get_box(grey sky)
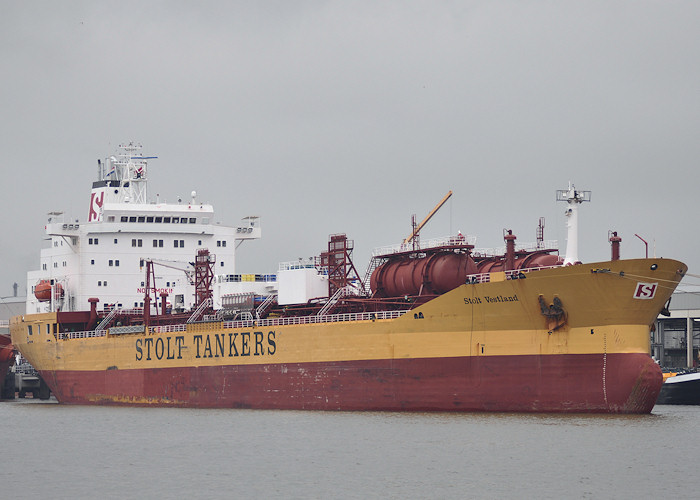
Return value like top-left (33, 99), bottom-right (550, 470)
top-left (2, 1), bottom-right (699, 296)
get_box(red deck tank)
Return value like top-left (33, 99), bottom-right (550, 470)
top-left (476, 252), bottom-right (562, 273)
top-left (371, 252), bottom-right (477, 297)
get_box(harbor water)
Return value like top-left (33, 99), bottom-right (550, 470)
top-left (2, 399), bottom-right (698, 499)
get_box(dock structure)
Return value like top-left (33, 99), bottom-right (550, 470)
top-left (654, 292), bottom-right (700, 369)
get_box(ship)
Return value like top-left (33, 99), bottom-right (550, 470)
top-left (0, 333), bottom-right (15, 398)
top-left (10, 144), bottom-right (687, 413)
top-left (656, 371), bottom-right (700, 405)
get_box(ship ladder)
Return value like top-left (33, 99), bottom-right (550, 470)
top-left (95, 307), bottom-right (121, 331)
top-left (187, 297), bottom-right (213, 323)
top-left (317, 285), bottom-right (353, 317)
top-left (255, 294), bottom-right (278, 320)
top-left (361, 257), bottom-right (381, 296)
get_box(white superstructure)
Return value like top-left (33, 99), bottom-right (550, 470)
top-left (26, 142), bottom-right (272, 314)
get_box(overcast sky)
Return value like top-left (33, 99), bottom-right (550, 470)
top-left (1, 1), bottom-right (699, 297)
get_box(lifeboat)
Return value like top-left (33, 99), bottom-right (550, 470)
top-left (34, 279), bottom-right (64, 302)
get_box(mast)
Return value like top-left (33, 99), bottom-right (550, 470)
top-left (556, 183), bottom-right (591, 265)
top-left (88, 142), bottom-right (158, 223)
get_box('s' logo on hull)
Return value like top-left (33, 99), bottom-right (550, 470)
top-left (633, 282), bottom-right (658, 300)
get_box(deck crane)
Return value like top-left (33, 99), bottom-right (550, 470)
top-left (139, 250), bottom-right (216, 326)
top-left (139, 256), bottom-right (196, 325)
top-left (403, 190), bottom-right (453, 248)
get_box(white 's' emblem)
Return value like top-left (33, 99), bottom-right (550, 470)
top-left (633, 282), bottom-right (658, 300)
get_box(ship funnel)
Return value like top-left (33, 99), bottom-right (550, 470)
top-left (556, 182), bottom-right (591, 265)
top-left (609, 231), bottom-right (621, 261)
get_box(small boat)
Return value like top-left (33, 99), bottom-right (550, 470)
top-left (656, 371), bottom-right (700, 405)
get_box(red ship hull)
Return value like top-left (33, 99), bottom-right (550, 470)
top-left (40, 352), bottom-right (662, 413)
top-left (0, 334), bottom-right (15, 399)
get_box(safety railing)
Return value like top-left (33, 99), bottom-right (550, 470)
top-left (57, 309), bottom-right (408, 339)
top-left (372, 234), bottom-right (477, 257)
top-left (58, 329), bottom-right (108, 340)
top-left (471, 240), bottom-right (559, 258)
top-left (467, 265), bottom-right (561, 284)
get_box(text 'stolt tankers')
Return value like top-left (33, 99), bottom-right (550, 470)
top-left (371, 253), bottom-right (478, 297)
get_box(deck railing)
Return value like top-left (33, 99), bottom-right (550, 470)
top-left (468, 264), bottom-right (560, 283)
top-left (58, 309), bottom-right (409, 339)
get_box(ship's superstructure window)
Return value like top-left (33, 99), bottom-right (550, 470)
top-left (91, 260), bottom-right (95, 265)
top-left (107, 216), bottom-right (115, 222)
top-left (109, 260), bottom-right (113, 266)
top-left (153, 239), bottom-right (163, 248)
top-left (27, 325), bottom-right (32, 335)
top-left (164, 217), bottom-right (171, 223)
top-left (114, 238), bottom-right (118, 244)
top-left (146, 216), bottom-right (154, 223)
top-left (171, 218), bottom-right (179, 224)
top-left (138, 216), bottom-right (145, 223)
top-left (121, 216), bottom-right (128, 222)
top-left (155, 216), bottom-right (162, 223)
top-left (42, 264), bottom-right (47, 270)
top-left (115, 260), bottom-right (120, 266)
top-left (132, 239), bottom-right (143, 247)
top-left (53, 263), bottom-right (57, 268)
top-left (189, 218), bottom-right (196, 224)
top-left (98, 281), bottom-right (102, 286)
top-left (129, 216), bottom-right (137, 222)
top-left (174, 240), bottom-right (185, 248)
top-left (217, 240), bottom-right (227, 247)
